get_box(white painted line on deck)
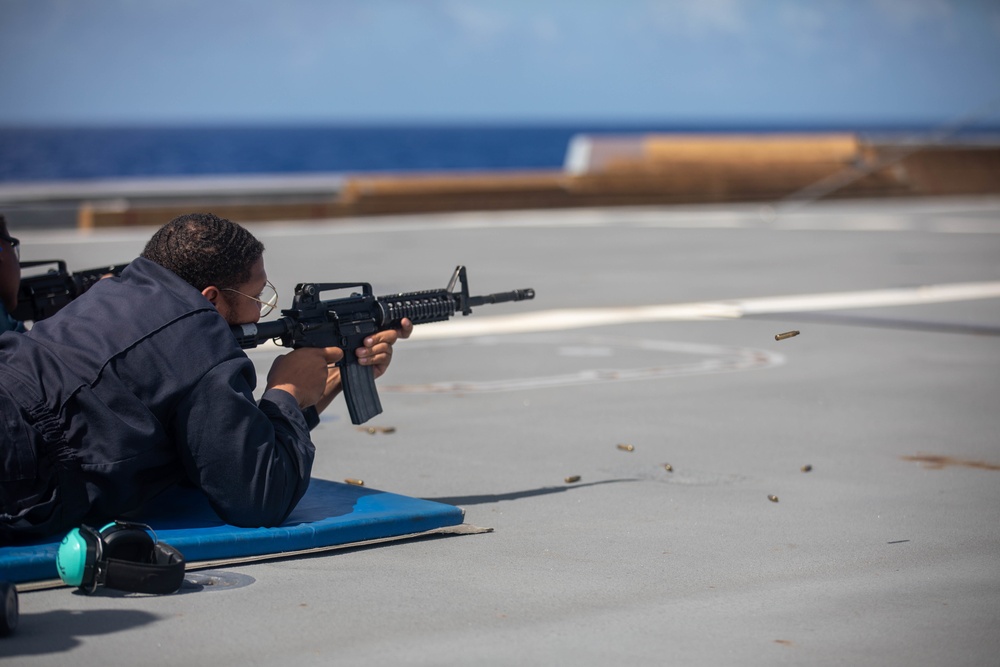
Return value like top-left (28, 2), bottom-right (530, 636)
top-left (413, 281), bottom-right (1000, 339)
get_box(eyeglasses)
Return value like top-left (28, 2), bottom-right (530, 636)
top-left (0, 234), bottom-right (19, 260)
top-left (223, 280), bottom-right (279, 317)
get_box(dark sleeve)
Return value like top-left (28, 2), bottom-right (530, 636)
top-left (302, 405), bottom-right (320, 430)
top-left (0, 308), bottom-right (24, 333)
top-left (173, 356), bottom-right (316, 527)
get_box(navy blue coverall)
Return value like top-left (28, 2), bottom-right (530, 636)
top-left (0, 257), bottom-right (317, 543)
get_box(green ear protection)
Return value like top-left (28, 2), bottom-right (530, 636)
top-left (56, 521), bottom-right (186, 595)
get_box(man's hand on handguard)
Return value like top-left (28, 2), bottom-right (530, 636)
top-left (266, 346), bottom-right (344, 409)
top-left (356, 317), bottom-right (413, 380)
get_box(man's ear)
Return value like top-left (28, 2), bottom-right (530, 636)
top-left (201, 285), bottom-right (222, 306)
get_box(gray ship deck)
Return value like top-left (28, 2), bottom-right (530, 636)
top-left (3, 196), bottom-right (999, 666)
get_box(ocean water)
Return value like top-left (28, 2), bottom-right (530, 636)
top-left (0, 122), bottom-right (971, 184)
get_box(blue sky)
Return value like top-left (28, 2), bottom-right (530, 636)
top-left (1, 0), bottom-right (999, 126)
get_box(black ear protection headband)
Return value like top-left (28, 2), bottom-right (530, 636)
top-left (56, 521), bottom-right (186, 595)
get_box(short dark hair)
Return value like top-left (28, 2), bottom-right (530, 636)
top-left (141, 213), bottom-right (264, 290)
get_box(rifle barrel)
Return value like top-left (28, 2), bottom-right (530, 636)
top-left (467, 288), bottom-right (535, 307)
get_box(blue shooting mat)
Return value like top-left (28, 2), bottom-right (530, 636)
top-left (0, 479), bottom-right (466, 584)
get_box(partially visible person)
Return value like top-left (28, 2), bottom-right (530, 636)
top-left (0, 215), bottom-right (24, 334)
top-left (0, 213), bottom-right (411, 543)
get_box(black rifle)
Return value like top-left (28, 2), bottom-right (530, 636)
top-left (231, 266), bottom-right (535, 425)
top-left (14, 260), bottom-right (130, 322)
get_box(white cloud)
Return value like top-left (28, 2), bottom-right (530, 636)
top-left (775, 4), bottom-right (829, 53)
top-left (991, 7), bottom-right (1000, 40)
top-left (644, 0), bottom-right (750, 36)
top-left (530, 15), bottom-right (561, 44)
top-left (873, 0), bottom-right (953, 29)
top-left (438, 1), bottom-right (513, 46)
